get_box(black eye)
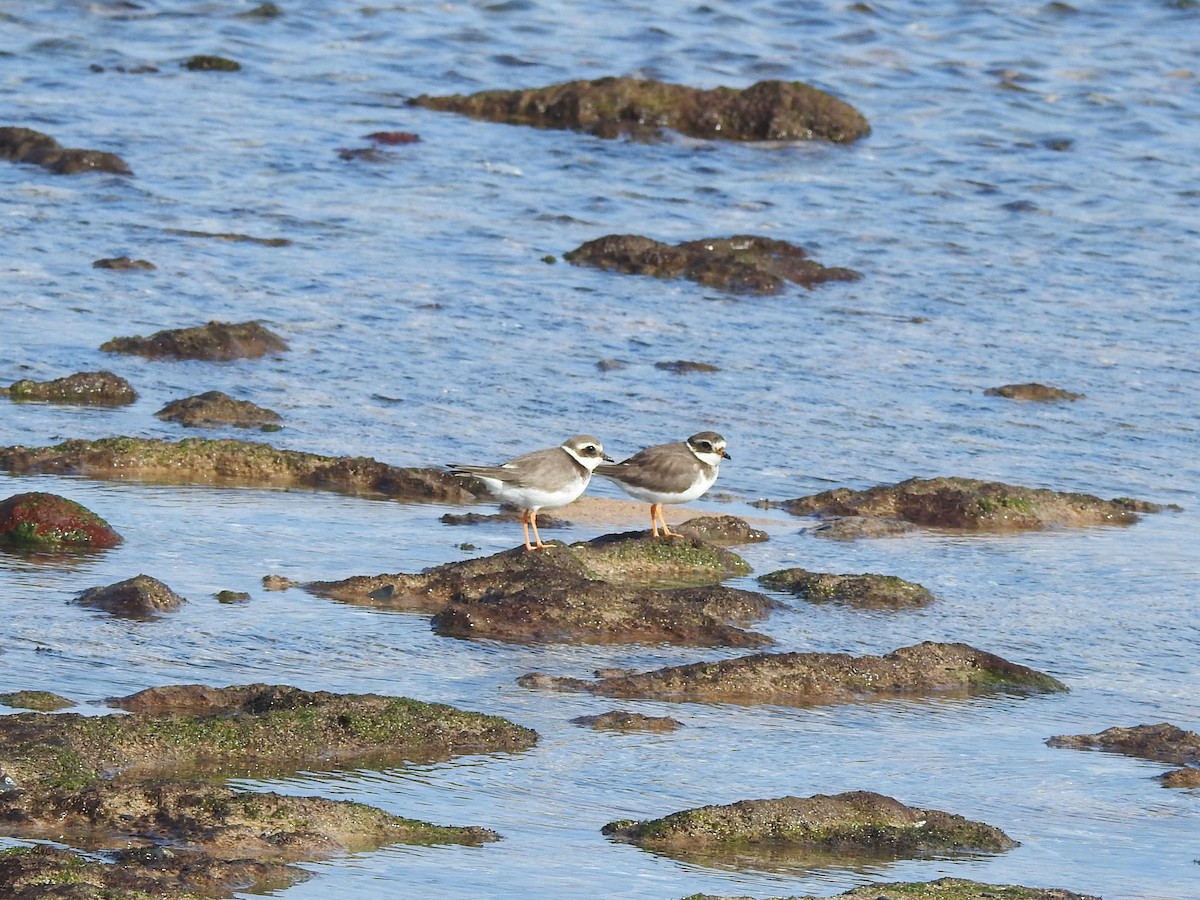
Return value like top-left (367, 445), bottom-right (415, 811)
top-left (585, 445), bottom-right (597, 455)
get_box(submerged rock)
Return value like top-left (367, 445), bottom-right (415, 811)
top-left (308, 540), bottom-right (771, 647)
top-left (101, 319), bottom-right (288, 361)
top-left (183, 54), bottom-right (241, 71)
top-left (93, 255), bottom-right (155, 270)
top-left (410, 77), bottom-right (870, 143)
top-left (156, 389), bottom-right (283, 429)
top-left (759, 567), bottom-right (934, 609)
top-left (0, 125), bottom-right (132, 175)
top-left (602, 791), bottom-right (1017, 864)
top-left (0, 436), bottom-right (472, 502)
top-left (779, 475), bottom-right (1170, 532)
top-left (0, 690), bottom-right (72, 711)
top-left (520, 641), bottom-right (1067, 705)
top-left (5, 370), bottom-right (137, 405)
top-left (0, 491), bottom-right (122, 549)
top-left (564, 234), bottom-right (861, 295)
top-left (571, 710), bottom-right (682, 732)
top-left (1047, 722), bottom-right (1200, 773)
top-left (985, 382), bottom-right (1085, 401)
top-left (692, 876), bottom-right (1102, 900)
top-left (75, 574), bottom-right (187, 618)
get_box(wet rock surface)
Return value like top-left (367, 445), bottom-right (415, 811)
top-left (93, 255), bottom-right (155, 270)
top-left (100, 319), bottom-right (288, 361)
top-left (602, 791), bottom-right (1017, 863)
top-left (778, 475), bottom-right (1170, 532)
top-left (689, 876), bottom-right (1103, 900)
top-left (984, 382), bottom-right (1085, 401)
top-left (5, 370), bottom-right (137, 405)
top-left (0, 491), bottom-right (123, 549)
top-left (521, 641), bottom-right (1067, 705)
top-left (309, 540), bottom-right (771, 647)
top-left (673, 514), bottom-right (769, 545)
top-left (410, 77), bottom-right (870, 143)
top-left (156, 389), bottom-right (283, 429)
top-left (0, 683), bottom-right (529, 895)
top-left (0, 691), bottom-right (73, 711)
top-left (760, 567), bottom-right (934, 609)
top-left (75, 574), bottom-right (187, 618)
top-left (183, 54), bottom-right (241, 71)
top-left (1047, 722), bottom-right (1200, 770)
top-left (0, 125), bottom-right (132, 175)
top-left (570, 710), bottom-right (683, 732)
top-left (564, 234), bottom-right (861, 295)
top-left (0, 436), bottom-right (472, 502)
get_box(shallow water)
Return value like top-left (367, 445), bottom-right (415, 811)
top-left (2, 1), bottom-right (1199, 898)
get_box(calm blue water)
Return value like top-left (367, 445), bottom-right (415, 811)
top-left (1, 1), bottom-right (1198, 898)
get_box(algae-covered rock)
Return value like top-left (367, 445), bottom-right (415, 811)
top-left (674, 515), bottom-right (769, 546)
top-left (6, 370), bottom-right (137, 405)
top-left (0, 436), bottom-right (472, 503)
top-left (410, 77), bottom-right (870, 143)
top-left (759, 567), bottom-right (934, 609)
top-left (687, 875), bottom-right (1103, 900)
top-left (565, 234), bottom-right (861, 295)
top-left (520, 641), bottom-right (1067, 705)
top-left (101, 319), bottom-right (287, 361)
top-left (779, 475), bottom-right (1170, 532)
top-left (984, 382), bottom-right (1084, 401)
top-left (75, 574), bottom-right (187, 618)
top-left (1047, 722), bottom-right (1200, 767)
top-left (571, 710), bottom-right (682, 733)
top-left (308, 541), bottom-right (773, 647)
top-left (603, 791), bottom-right (1017, 863)
top-left (0, 690), bottom-right (72, 711)
top-left (0, 492), bottom-right (122, 549)
top-left (0, 125), bottom-right (132, 175)
top-left (156, 389), bottom-right (283, 429)
top-left (0, 843), bottom-right (216, 900)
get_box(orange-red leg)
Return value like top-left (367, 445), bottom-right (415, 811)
top-left (529, 509), bottom-right (547, 550)
top-left (650, 503), bottom-right (676, 538)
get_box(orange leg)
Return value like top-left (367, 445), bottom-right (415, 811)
top-left (520, 510), bottom-right (536, 551)
top-left (650, 503), bottom-right (676, 538)
top-left (528, 509), bottom-right (548, 550)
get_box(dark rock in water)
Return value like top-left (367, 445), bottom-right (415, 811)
top-left (674, 515), bottom-right (768, 545)
top-left (183, 54), bottom-right (241, 71)
top-left (215, 589), bottom-right (251, 603)
top-left (0, 436), bottom-right (472, 503)
top-left (365, 130), bottom-right (421, 144)
top-left (93, 255), bottom-right (155, 270)
top-left (101, 319), bottom-right (288, 361)
top-left (1047, 722), bottom-right (1200, 767)
top-left (0, 125), bottom-right (132, 175)
top-left (156, 390), bottom-right (283, 429)
top-left (6, 370), bottom-right (136, 405)
top-left (1161, 767), bottom-right (1200, 788)
top-left (571, 710), bottom-right (682, 732)
top-left (0, 492), bottom-right (122, 548)
top-left (655, 359), bottom-right (720, 374)
top-left (308, 539), bottom-right (771, 647)
top-left (410, 77), bottom-right (870, 143)
top-left (75, 574), bottom-right (187, 618)
top-left (759, 567), bottom-right (934, 609)
top-left (520, 640), bottom-right (1067, 705)
top-left (0, 690), bottom-right (73, 711)
top-left (779, 475), bottom-right (1173, 532)
top-left (564, 234), bottom-right (861, 294)
top-left (602, 790), bottom-right (1017, 862)
top-left (984, 382), bottom-right (1085, 401)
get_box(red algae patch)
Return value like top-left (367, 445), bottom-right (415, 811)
top-left (0, 492), bottom-right (122, 549)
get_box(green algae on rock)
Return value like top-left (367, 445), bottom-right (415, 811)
top-left (779, 475), bottom-right (1172, 532)
top-left (308, 541), bottom-right (774, 647)
top-left (0, 491), bottom-right (122, 549)
top-left (603, 791), bottom-right (1017, 864)
top-left (156, 389), bottom-right (283, 429)
top-left (682, 875), bottom-right (1103, 900)
top-left (984, 382), bottom-right (1085, 401)
top-left (0, 690), bottom-right (72, 711)
top-left (673, 515), bottom-right (769, 546)
top-left (520, 641), bottom-right (1067, 706)
top-left (410, 77), bottom-right (870, 143)
top-left (0, 436), bottom-right (472, 503)
top-left (101, 319), bottom-right (287, 361)
top-left (571, 710), bottom-right (682, 733)
top-left (759, 567), bottom-right (934, 610)
top-left (565, 234), bottom-right (862, 295)
top-left (5, 370), bottom-right (137, 405)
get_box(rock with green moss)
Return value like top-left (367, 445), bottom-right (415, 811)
top-left (759, 567), bottom-right (934, 609)
top-left (681, 875), bottom-right (1102, 900)
top-left (0, 492), bottom-right (122, 549)
top-left (520, 641), bottom-right (1067, 705)
top-left (571, 710), bottom-right (682, 732)
top-left (5, 370), bottom-right (136, 405)
top-left (565, 234), bottom-right (861, 295)
top-left (308, 541), bottom-right (774, 647)
top-left (604, 791), bottom-right (1017, 867)
top-left (0, 436), bottom-right (472, 503)
top-left (674, 515), bottom-right (768, 545)
top-left (0, 690), bottom-right (73, 711)
top-left (410, 77), bottom-right (870, 143)
top-left (101, 319), bottom-right (285, 360)
top-left (779, 475), bottom-right (1172, 533)
top-left (984, 382), bottom-right (1085, 401)
top-left (156, 389), bottom-right (283, 429)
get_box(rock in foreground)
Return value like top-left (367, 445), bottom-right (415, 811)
top-left (520, 641), bottom-right (1066, 705)
top-left (565, 234), bottom-right (861, 295)
top-left (0, 491), bottom-right (122, 549)
top-left (101, 319), bottom-right (288, 360)
top-left (760, 567), bottom-right (934, 609)
top-left (779, 476), bottom-right (1168, 532)
top-left (5, 370), bottom-right (137, 405)
top-left (411, 77), bottom-right (870, 143)
top-left (603, 791), bottom-right (1017, 865)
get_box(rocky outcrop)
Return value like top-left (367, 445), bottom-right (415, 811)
top-left (156, 390), bottom-right (283, 429)
top-left (410, 77), bottom-right (870, 143)
top-left (984, 382), bottom-right (1084, 401)
top-left (0, 491), bottom-right (122, 548)
top-left (759, 567), bottom-right (934, 609)
top-left (1048, 722), bottom-right (1200, 787)
top-left (5, 370), bottom-right (137, 405)
top-left (101, 319), bottom-right (288, 361)
top-left (75, 574), bottom-right (187, 618)
top-left (570, 711), bottom-right (682, 732)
